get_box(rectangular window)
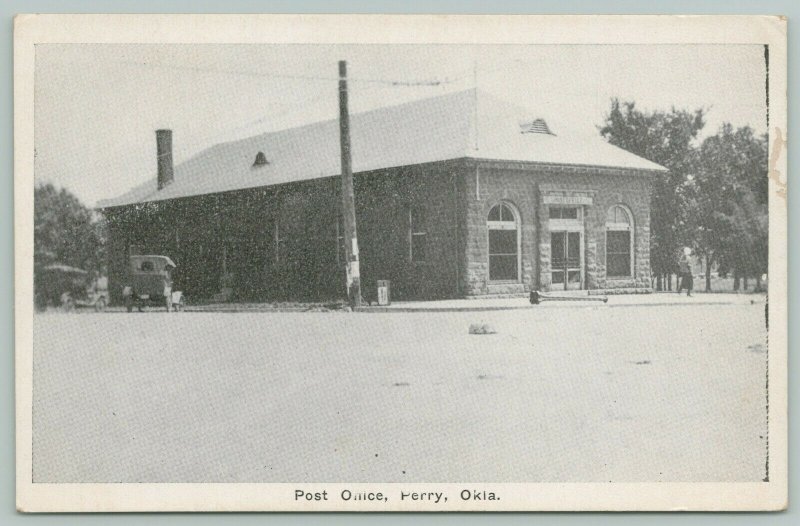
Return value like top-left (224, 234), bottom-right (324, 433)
top-left (548, 206), bottom-right (578, 220)
top-left (410, 208), bottom-right (427, 263)
top-left (489, 254), bottom-right (517, 281)
top-left (489, 230), bottom-right (517, 254)
top-left (489, 229), bottom-right (518, 281)
top-left (606, 230), bottom-right (631, 277)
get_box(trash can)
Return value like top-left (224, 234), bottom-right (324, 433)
top-left (377, 280), bottom-right (391, 306)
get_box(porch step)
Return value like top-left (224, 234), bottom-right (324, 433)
top-left (486, 283), bottom-right (526, 296)
top-left (543, 289), bottom-right (589, 297)
top-left (463, 288), bottom-right (652, 300)
top-left (590, 287), bottom-right (653, 296)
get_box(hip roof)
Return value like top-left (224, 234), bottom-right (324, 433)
top-left (98, 89), bottom-right (666, 208)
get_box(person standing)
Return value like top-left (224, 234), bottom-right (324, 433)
top-left (678, 247), bottom-right (693, 296)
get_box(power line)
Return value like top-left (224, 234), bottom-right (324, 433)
top-left (116, 59), bottom-right (467, 87)
top-left (213, 91), bottom-right (331, 141)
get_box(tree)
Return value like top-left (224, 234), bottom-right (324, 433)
top-left (686, 125), bottom-right (768, 291)
top-left (34, 183), bottom-right (107, 271)
top-left (599, 99), bottom-right (706, 290)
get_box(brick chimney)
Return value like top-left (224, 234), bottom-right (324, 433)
top-left (156, 129), bottom-right (174, 190)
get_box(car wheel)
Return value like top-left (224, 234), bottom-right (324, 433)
top-left (94, 297), bottom-right (107, 312)
top-left (61, 293), bottom-right (75, 312)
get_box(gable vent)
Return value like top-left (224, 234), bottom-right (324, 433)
top-left (520, 118), bottom-right (555, 135)
top-left (253, 151), bottom-right (269, 167)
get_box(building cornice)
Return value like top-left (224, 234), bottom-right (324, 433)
top-left (465, 157), bottom-right (663, 178)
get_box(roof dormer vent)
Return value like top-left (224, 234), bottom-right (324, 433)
top-left (520, 118), bottom-right (555, 135)
top-left (253, 151), bottom-right (269, 167)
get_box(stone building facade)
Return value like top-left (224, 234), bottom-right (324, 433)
top-left (99, 89), bottom-right (662, 303)
top-left (460, 161), bottom-right (652, 296)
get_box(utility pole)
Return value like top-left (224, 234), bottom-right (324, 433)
top-left (338, 60), bottom-right (361, 308)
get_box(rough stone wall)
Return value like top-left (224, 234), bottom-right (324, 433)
top-left (584, 174), bottom-right (652, 289)
top-left (462, 163), bottom-right (539, 295)
top-left (461, 161), bottom-right (653, 295)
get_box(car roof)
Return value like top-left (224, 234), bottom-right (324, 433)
top-left (130, 255), bottom-right (176, 267)
top-left (43, 263), bottom-right (89, 274)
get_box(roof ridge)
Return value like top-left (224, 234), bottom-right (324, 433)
top-left (214, 87), bottom-right (481, 148)
top-left (101, 89), bottom-right (480, 208)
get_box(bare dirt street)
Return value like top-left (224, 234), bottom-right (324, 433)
top-left (32, 302), bottom-right (768, 483)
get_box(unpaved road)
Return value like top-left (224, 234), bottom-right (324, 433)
top-left (32, 303), bottom-right (767, 482)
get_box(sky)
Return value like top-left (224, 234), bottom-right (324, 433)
top-left (34, 44), bottom-right (767, 207)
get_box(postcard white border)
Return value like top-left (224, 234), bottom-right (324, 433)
top-left (14, 14), bottom-right (788, 512)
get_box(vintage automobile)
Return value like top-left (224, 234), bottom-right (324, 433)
top-left (122, 255), bottom-right (184, 312)
top-left (35, 263), bottom-right (109, 312)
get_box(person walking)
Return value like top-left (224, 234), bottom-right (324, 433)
top-left (678, 247), bottom-right (693, 296)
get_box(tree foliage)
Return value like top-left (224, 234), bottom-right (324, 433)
top-left (685, 125), bottom-right (768, 289)
top-left (34, 183), bottom-right (107, 271)
top-left (599, 99), bottom-right (706, 277)
top-left (599, 100), bottom-right (768, 291)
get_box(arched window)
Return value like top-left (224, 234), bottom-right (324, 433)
top-left (605, 205), bottom-right (634, 278)
top-left (487, 202), bottom-right (520, 281)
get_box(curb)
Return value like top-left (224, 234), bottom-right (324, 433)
top-left (356, 300), bottom-right (752, 313)
top-left (96, 299), bottom-right (761, 314)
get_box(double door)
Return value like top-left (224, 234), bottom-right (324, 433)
top-left (550, 231), bottom-right (582, 290)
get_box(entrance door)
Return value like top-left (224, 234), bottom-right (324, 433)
top-left (550, 231), bottom-right (582, 290)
